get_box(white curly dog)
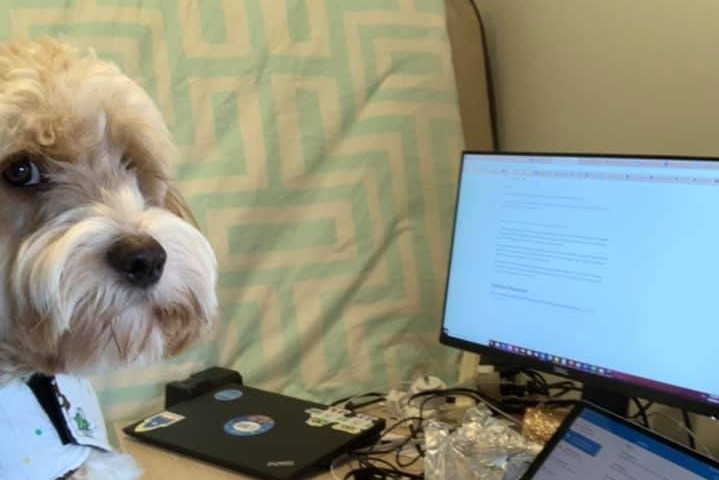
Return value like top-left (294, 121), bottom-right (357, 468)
top-left (0, 38), bottom-right (218, 480)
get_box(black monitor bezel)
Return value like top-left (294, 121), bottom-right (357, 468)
top-left (439, 150), bottom-right (719, 418)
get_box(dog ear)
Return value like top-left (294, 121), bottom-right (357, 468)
top-left (164, 185), bottom-right (199, 228)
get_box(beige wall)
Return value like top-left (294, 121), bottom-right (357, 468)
top-left (473, 0), bottom-right (719, 453)
top-left (475, 0), bottom-right (719, 156)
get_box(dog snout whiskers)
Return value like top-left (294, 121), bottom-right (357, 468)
top-left (106, 234), bottom-right (167, 288)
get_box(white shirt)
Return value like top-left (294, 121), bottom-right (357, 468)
top-left (0, 374), bottom-right (112, 480)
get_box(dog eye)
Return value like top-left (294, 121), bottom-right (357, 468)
top-left (2, 152), bottom-right (43, 187)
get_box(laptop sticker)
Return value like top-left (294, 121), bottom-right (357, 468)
top-left (224, 415), bottom-right (275, 437)
top-left (135, 411), bottom-right (185, 432)
top-left (214, 389), bottom-right (244, 401)
top-left (304, 407), bottom-right (376, 434)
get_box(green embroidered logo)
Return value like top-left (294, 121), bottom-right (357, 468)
top-left (73, 408), bottom-right (92, 436)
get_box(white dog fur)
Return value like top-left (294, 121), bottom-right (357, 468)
top-left (0, 38), bottom-right (218, 479)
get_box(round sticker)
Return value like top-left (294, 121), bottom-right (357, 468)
top-left (224, 415), bottom-right (275, 437)
top-left (214, 389), bottom-right (244, 401)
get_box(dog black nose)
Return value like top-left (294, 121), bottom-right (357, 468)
top-left (106, 235), bottom-right (167, 288)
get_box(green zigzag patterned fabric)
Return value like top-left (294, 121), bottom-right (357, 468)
top-left (0, 0), bottom-right (466, 438)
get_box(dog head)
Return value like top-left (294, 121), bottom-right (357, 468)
top-left (0, 39), bottom-right (217, 378)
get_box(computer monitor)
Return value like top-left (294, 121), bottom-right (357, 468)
top-left (440, 151), bottom-right (719, 417)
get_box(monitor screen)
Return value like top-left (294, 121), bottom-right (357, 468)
top-left (440, 152), bottom-right (719, 416)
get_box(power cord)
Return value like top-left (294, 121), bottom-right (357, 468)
top-left (331, 392), bottom-right (386, 410)
top-left (333, 381), bottom-right (541, 480)
top-left (681, 410), bottom-right (697, 450)
top-left (630, 398), bottom-right (653, 428)
top-left (342, 386), bottom-right (519, 479)
top-left (647, 410), bottom-right (712, 459)
top-left (463, 0), bottom-right (499, 149)
top-left (493, 368), bottom-right (582, 411)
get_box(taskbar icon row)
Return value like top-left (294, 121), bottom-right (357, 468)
top-left (488, 340), bottom-right (612, 377)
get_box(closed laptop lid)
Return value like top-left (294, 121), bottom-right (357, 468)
top-left (124, 384), bottom-right (384, 480)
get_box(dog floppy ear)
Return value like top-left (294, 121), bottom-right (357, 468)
top-left (164, 185), bottom-right (199, 228)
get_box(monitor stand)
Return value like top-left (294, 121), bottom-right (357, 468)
top-left (582, 384), bottom-right (630, 417)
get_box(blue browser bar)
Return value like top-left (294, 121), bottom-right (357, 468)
top-left (564, 430), bottom-right (601, 457)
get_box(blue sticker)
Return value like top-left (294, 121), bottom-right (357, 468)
top-left (214, 389), bottom-right (244, 401)
top-left (224, 415), bottom-right (275, 437)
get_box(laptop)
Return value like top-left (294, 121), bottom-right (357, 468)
top-left (123, 383), bottom-right (385, 480)
top-left (520, 402), bottom-right (719, 480)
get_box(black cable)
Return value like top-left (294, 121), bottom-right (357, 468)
top-left (354, 391), bottom-right (474, 475)
top-left (360, 392), bottom-right (454, 473)
top-left (522, 369), bottom-right (550, 396)
top-left (345, 453), bottom-right (423, 480)
top-left (376, 416), bottom-right (423, 441)
top-left (523, 369), bottom-right (582, 397)
top-left (346, 396), bottom-right (387, 411)
top-left (332, 393), bottom-right (424, 479)
top-left (630, 398), bottom-right (652, 428)
top-left (464, 0), bottom-right (499, 149)
top-left (355, 415), bottom-right (424, 466)
top-left (407, 387), bottom-right (485, 408)
top-left (394, 422), bottom-right (424, 469)
top-left (355, 455), bottom-right (396, 470)
top-left (347, 386), bottom-right (513, 479)
top-left (330, 392), bottom-right (386, 408)
top-left (343, 464), bottom-right (423, 480)
top-left (497, 370), bottom-right (580, 402)
top-left (395, 448), bottom-right (423, 470)
top-left (681, 409), bottom-right (696, 450)
top-left (547, 382), bottom-right (582, 399)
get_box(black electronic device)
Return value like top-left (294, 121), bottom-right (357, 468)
top-left (164, 366), bottom-right (243, 408)
top-left (440, 151), bottom-right (719, 416)
top-left (124, 383), bottom-right (385, 480)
